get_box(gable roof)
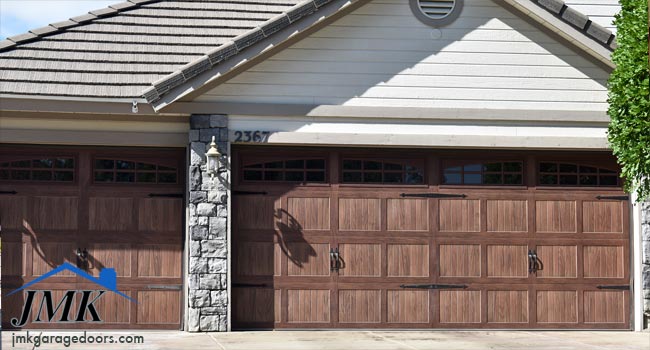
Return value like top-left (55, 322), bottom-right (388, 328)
top-left (0, 0), bottom-right (616, 109)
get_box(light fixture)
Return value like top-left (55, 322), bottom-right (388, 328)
top-left (206, 136), bottom-right (221, 178)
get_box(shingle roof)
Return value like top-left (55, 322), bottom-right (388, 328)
top-left (0, 0), bottom-right (306, 100)
top-left (0, 0), bottom-right (616, 103)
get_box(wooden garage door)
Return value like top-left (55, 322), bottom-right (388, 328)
top-left (232, 147), bottom-right (630, 329)
top-left (1, 146), bottom-right (184, 329)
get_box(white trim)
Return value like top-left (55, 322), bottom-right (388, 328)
top-left (226, 141), bottom-right (232, 332)
top-left (632, 192), bottom-right (643, 331)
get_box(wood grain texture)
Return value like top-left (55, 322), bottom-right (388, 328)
top-left (439, 244), bottom-right (481, 277)
top-left (387, 198), bottom-right (428, 231)
top-left (535, 200), bottom-right (576, 233)
top-left (0, 196), bottom-right (26, 229)
top-left (89, 197), bottom-right (133, 231)
top-left (487, 245), bottom-right (527, 278)
top-left (94, 290), bottom-right (131, 323)
top-left (32, 243), bottom-right (76, 276)
top-left (287, 243), bottom-right (330, 276)
top-left (138, 198), bottom-right (182, 232)
top-left (287, 289), bottom-right (330, 323)
top-left (338, 290), bottom-right (381, 323)
top-left (439, 199), bottom-right (480, 232)
top-left (486, 200), bottom-right (527, 232)
top-left (288, 197), bottom-right (330, 230)
top-left (584, 291), bottom-right (625, 323)
top-left (137, 244), bottom-right (182, 278)
top-left (137, 291), bottom-right (181, 324)
top-left (339, 244), bottom-right (381, 277)
top-left (387, 290), bottom-right (429, 323)
top-left (536, 291), bottom-right (578, 323)
top-left (487, 291), bottom-right (528, 323)
top-left (339, 198), bottom-right (380, 231)
top-left (582, 201), bottom-right (623, 233)
top-left (234, 242), bottom-right (279, 277)
top-left (32, 196), bottom-right (78, 230)
top-left (1, 242), bottom-right (25, 276)
top-left (233, 288), bottom-right (275, 323)
top-left (583, 246), bottom-right (624, 278)
top-left (536, 245), bottom-right (577, 278)
top-left (387, 244), bottom-right (429, 277)
top-left (234, 196), bottom-right (277, 230)
top-left (88, 243), bottom-right (131, 277)
top-left (440, 290), bottom-right (481, 323)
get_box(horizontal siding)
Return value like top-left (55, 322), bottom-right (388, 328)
top-left (565, 0), bottom-right (620, 34)
top-left (197, 0), bottom-right (609, 112)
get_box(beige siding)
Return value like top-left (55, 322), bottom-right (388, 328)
top-left (196, 0), bottom-right (609, 112)
top-left (565, 0), bottom-right (619, 34)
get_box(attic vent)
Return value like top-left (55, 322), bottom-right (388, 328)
top-left (418, 0), bottom-right (455, 20)
top-left (410, 0), bottom-right (463, 27)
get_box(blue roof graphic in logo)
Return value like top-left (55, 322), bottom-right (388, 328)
top-left (7, 262), bottom-right (135, 302)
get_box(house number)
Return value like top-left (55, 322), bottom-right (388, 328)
top-left (233, 130), bottom-right (270, 143)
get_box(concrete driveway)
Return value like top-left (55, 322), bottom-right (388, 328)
top-left (2, 330), bottom-right (649, 350)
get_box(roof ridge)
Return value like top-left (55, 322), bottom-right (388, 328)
top-left (0, 0), bottom-right (161, 51)
top-left (141, 0), bottom-right (336, 103)
top-left (532, 0), bottom-right (617, 49)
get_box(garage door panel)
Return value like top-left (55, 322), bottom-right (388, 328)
top-left (487, 245), bottom-right (527, 278)
top-left (32, 242), bottom-right (76, 276)
top-left (89, 197), bottom-right (134, 231)
top-left (234, 196), bottom-right (279, 230)
top-left (339, 198), bottom-right (381, 231)
top-left (439, 290), bottom-right (481, 323)
top-left (92, 290), bottom-right (132, 324)
top-left (136, 290), bottom-right (181, 324)
top-left (583, 291), bottom-right (626, 323)
top-left (439, 244), bottom-right (481, 278)
top-left (486, 200), bottom-right (527, 232)
top-left (387, 290), bottom-right (429, 323)
top-left (287, 197), bottom-right (330, 231)
top-left (233, 287), bottom-right (276, 324)
top-left (439, 199), bottom-right (480, 232)
top-left (387, 244), bottom-right (429, 277)
top-left (536, 200), bottom-right (576, 233)
top-left (87, 244), bottom-right (132, 277)
top-left (536, 291), bottom-right (578, 323)
top-left (287, 289), bottom-right (330, 323)
top-left (287, 243), bottom-right (330, 276)
top-left (387, 198), bottom-right (428, 231)
top-left (137, 244), bottom-right (182, 278)
top-left (338, 244), bottom-right (381, 277)
top-left (582, 201), bottom-right (623, 233)
top-left (2, 242), bottom-right (25, 276)
top-left (32, 196), bottom-right (78, 230)
top-left (536, 245), bottom-right (577, 278)
top-left (338, 290), bottom-right (381, 323)
top-left (0, 195), bottom-right (27, 229)
top-left (138, 198), bottom-right (182, 232)
top-left (234, 242), bottom-right (281, 277)
top-left (487, 290), bottom-right (528, 323)
top-left (583, 246), bottom-right (624, 278)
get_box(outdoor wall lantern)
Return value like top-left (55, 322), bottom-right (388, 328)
top-left (206, 136), bottom-right (221, 179)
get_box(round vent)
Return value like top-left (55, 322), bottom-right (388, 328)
top-left (417, 0), bottom-right (456, 20)
top-left (409, 0), bottom-right (463, 27)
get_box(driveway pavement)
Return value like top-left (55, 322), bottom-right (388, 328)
top-left (1, 330), bottom-right (648, 350)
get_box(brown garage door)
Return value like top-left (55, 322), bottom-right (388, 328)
top-left (232, 147), bottom-right (630, 329)
top-left (1, 146), bottom-right (184, 329)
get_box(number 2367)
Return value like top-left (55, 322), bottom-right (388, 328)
top-left (233, 130), bottom-right (270, 143)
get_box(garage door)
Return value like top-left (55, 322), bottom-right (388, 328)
top-left (1, 146), bottom-right (184, 329)
top-left (232, 147), bottom-right (630, 329)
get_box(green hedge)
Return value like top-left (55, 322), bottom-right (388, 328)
top-left (607, 0), bottom-right (650, 201)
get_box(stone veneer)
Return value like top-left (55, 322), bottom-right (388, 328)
top-left (187, 114), bottom-right (229, 332)
top-left (641, 202), bottom-right (650, 317)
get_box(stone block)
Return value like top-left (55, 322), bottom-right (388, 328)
top-left (198, 216), bottom-right (209, 226)
top-left (190, 289), bottom-right (210, 308)
top-left (200, 315), bottom-right (225, 332)
top-left (187, 308), bottom-right (201, 332)
top-left (191, 226), bottom-right (208, 240)
top-left (208, 258), bottom-right (227, 273)
top-left (538, 0), bottom-right (564, 14)
top-left (217, 205), bottom-right (228, 218)
top-left (190, 240), bottom-right (201, 257)
top-left (189, 257), bottom-right (208, 274)
top-left (190, 115), bottom-right (211, 129)
top-left (208, 190), bottom-right (227, 203)
top-left (201, 306), bottom-right (227, 315)
top-left (188, 273), bottom-right (200, 290)
top-left (643, 241), bottom-right (650, 264)
top-left (586, 21), bottom-right (613, 44)
top-left (643, 265), bottom-right (650, 289)
top-left (197, 203), bottom-right (217, 216)
top-left (189, 191), bottom-right (207, 204)
top-left (220, 128), bottom-right (229, 142)
top-left (210, 290), bottom-right (228, 307)
top-left (209, 114), bottom-right (228, 128)
top-left (199, 128), bottom-right (221, 143)
top-left (199, 275), bottom-right (221, 290)
top-left (561, 7), bottom-right (589, 29)
top-left (190, 142), bottom-right (206, 166)
top-left (209, 217), bottom-right (227, 239)
top-left (189, 129), bottom-right (200, 142)
top-left (201, 240), bottom-right (227, 258)
top-left (189, 165), bottom-right (202, 190)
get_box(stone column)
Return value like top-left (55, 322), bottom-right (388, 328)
top-left (642, 201), bottom-right (650, 321)
top-left (187, 114), bottom-right (229, 332)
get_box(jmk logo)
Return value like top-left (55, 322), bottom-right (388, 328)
top-left (7, 262), bottom-right (135, 327)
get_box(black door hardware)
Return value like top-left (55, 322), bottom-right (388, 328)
top-left (233, 190), bottom-right (268, 196)
top-left (232, 283), bottom-right (269, 288)
top-left (148, 193), bottom-right (183, 198)
top-left (400, 284), bottom-right (468, 289)
top-left (596, 195), bottom-right (629, 201)
top-left (147, 285), bottom-right (183, 290)
top-left (0, 190), bottom-right (17, 195)
top-left (400, 193), bottom-right (466, 199)
top-left (330, 247), bottom-right (342, 272)
top-left (76, 248), bottom-right (89, 270)
top-left (528, 249), bottom-right (541, 274)
top-left (596, 285), bottom-right (629, 290)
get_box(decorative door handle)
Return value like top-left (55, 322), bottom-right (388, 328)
top-left (76, 248), bottom-right (88, 260)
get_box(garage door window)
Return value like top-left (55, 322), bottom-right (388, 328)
top-left (94, 158), bottom-right (178, 184)
top-left (0, 157), bottom-right (74, 182)
top-left (242, 158), bottom-right (326, 182)
top-left (538, 162), bottom-right (620, 186)
top-left (442, 161), bottom-right (523, 185)
top-left (341, 159), bottom-right (424, 184)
